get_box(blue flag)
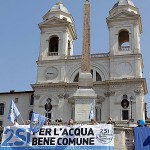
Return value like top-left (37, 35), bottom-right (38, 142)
top-left (30, 112), bottom-right (47, 133)
top-left (89, 99), bottom-right (95, 121)
top-left (7, 100), bottom-right (20, 124)
top-left (134, 127), bottom-right (150, 150)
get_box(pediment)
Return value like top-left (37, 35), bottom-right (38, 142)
top-left (39, 17), bottom-right (68, 26)
top-left (108, 11), bottom-right (138, 20)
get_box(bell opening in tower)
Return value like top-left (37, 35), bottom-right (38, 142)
top-left (118, 30), bottom-right (130, 51)
top-left (48, 36), bottom-right (59, 56)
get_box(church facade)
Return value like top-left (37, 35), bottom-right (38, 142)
top-left (0, 0), bottom-right (147, 128)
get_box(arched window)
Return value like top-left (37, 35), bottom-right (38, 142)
top-left (73, 70), bottom-right (102, 82)
top-left (0, 103), bottom-right (4, 115)
top-left (96, 71), bottom-right (102, 81)
top-left (67, 41), bottom-right (71, 57)
top-left (73, 73), bottom-right (79, 82)
top-left (118, 30), bottom-right (130, 51)
top-left (48, 36), bottom-right (59, 56)
top-left (30, 94), bottom-right (34, 105)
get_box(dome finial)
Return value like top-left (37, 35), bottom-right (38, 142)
top-left (57, 0), bottom-right (62, 5)
top-left (112, 0), bottom-right (135, 9)
top-left (50, 0), bottom-right (69, 14)
top-left (118, 0), bottom-right (134, 6)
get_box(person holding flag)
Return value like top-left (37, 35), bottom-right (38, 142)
top-left (30, 112), bottom-right (47, 133)
top-left (7, 100), bottom-right (20, 125)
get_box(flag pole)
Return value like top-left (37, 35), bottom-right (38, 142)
top-left (15, 103), bottom-right (25, 125)
top-left (19, 113), bottom-right (25, 125)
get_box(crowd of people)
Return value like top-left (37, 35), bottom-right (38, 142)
top-left (13, 117), bottom-right (147, 127)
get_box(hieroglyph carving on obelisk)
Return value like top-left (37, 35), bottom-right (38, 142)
top-left (81, 0), bottom-right (91, 73)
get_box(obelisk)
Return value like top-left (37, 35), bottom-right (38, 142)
top-left (74, 0), bottom-right (97, 122)
top-left (78, 0), bottom-right (93, 88)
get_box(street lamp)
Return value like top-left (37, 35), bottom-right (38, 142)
top-left (130, 96), bottom-right (134, 122)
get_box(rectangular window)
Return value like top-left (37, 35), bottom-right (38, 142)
top-left (0, 104), bottom-right (4, 115)
top-left (0, 121), bottom-right (2, 127)
top-left (30, 94), bottom-right (34, 105)
top-left (45, 113), bottom-right (51, 122)
top-left (122, 110), bottom-right (129, 120)
top-left (29, 111), bottom-right (33, 120)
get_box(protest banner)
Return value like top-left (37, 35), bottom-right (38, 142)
top-left (1, 124), bottom-right (114, 150)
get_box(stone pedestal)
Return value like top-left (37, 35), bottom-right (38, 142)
top-left (73, 88), bottom-right (97, 122)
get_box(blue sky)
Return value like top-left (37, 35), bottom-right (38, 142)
top-left (0, 0), bottom-right (150, 116)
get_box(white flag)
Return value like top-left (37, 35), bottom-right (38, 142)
top-left (89, 99), bottom-right (95, 120)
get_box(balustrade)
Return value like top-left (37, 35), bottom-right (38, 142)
top-left (119, 46), bottom-right (130, 51)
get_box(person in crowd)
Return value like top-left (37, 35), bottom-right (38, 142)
top-left (58, 118), bottom-right (62, 123)
top-left (107, 117), bottom-right (113, 124)
top-left (137, 120), bottom-right (147, 127)
top-left (68, 119), bottom-right (74, 126)
top-left (55, 119), bottom-right (59, 123)
top-left (14, 119), bottom-right (19, 126)
top-left (55, 118), bottom-right (63, 125)
top-left (45, 120), bottom-right (50, 125)
top-left (26, 120), bottom-right (30, 125)
top-left (90, 119), bottom-right (96, 125)
top-left (56, 118), bottom-right (63, 123)
top-left (107, 117), bottom-right (115, 125)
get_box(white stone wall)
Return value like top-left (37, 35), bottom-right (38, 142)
top-left (37, 54), bottom-right (143, 83)
top-left (0, 92), bottom-right (33, 127)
